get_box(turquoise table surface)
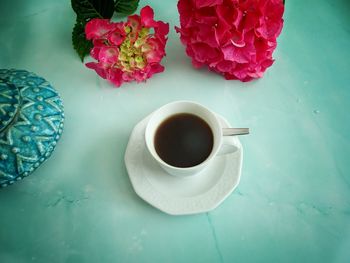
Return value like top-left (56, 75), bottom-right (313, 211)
top-left (1, 0), bottom-right (350, 262)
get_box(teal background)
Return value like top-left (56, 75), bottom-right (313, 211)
top-left (1, 0), bottom-right (350, 262)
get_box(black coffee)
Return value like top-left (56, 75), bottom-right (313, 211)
top-left (154, 113), bottom-right (214, 168)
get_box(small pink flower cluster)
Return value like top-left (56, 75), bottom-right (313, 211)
top-left (176, 0), bottom-right (284, 82)
top-left (85, 6), bottom-right (169, 87)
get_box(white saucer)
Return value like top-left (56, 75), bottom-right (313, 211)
top-left (124, 113), bottom-right (243, 215)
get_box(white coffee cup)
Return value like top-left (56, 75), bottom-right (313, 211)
top-left (145, 101), bottom-right (239, 177)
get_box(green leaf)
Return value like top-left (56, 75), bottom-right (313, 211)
top-left (72, 20), bottom-right (93, 62)
top-left (71, 0), bottom-right (115, 20)
top-left (115, 0), bottom-right (140, 15)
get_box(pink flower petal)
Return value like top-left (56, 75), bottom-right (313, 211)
top-left (108, 31), bottom-right (125, 46)
top-left (98, 46), bottom-right (119, 64)
top-left (196, 24), bottom-right (218, 48)
top-left (147, 64), bottom-right (165, 78)
top-left (192, 42), bottom-right (220, 63)
top-left (230, 30), bottom-right (245, 47)
top-left (216, 4), bottom-right (232, 27)
top-left (92, 39), bottom-right (106, 47)
top-left (222, 44), bottom-right (249, 63)
top-left (122, 72), bottom-right (135, 82)
top-left (86, 62), bottom-right (107, 79)
top-left (256, 19), bottom-right (284, 39)
top-left (128, 15), bottom-right (141, 31)
top-left (107, 68), bottom-right (124, 87)
top-left (85, 19), bottom-right (115, 40)
top-left (156, 21), bottom-right (170, 35)
top-left (261, 58), bottom-right (274, 69)
top-left (196, 0), bottom-right (223, 9)
top-left (232, 8), bottom-right (243, 29)
top-left (195, 7), bottom-right (217, 25)
top-left (108, 23), bottom-right (126, 45)
top-left (146, 38), bottom-right (165, 55)
top-left (216, 60), bottom-right (236, 72)
top-left (214, 23), bottom-right (232, 46)
top-left (177, 0), bottom-right (194, 27)
top-left (90, 46), bottom-right (101, 60)
top-left (140, 5), bottom-right (156, 27)
top-left (145, 50), bottom-right (162, 64)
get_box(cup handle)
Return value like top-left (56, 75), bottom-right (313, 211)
top-left (217, 136), bottom-right (240, 156)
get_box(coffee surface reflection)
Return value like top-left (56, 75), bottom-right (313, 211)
top-left (154, 113), bottom-right (214, 168)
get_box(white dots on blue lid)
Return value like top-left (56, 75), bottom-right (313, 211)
top-left (0, 153), bottom-right (8, 160)
top-left (22, 136), bottom-right (31, 142)
top-left (35, 114), bottom-right (42, 121)
top-left (12, 147), bottom-right (20, 154)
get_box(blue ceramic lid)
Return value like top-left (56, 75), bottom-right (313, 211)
top-left (0, 69), bottom-right (64, 187)
top-left (0, 80), bottom-right (20, 133)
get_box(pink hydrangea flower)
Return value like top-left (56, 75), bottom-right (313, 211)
top-left (85, 6), bottom-right (169, 87)
top-left (176, 0), bottom-right (284, 82)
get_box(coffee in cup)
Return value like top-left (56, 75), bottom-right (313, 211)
top-left (154, 113), bottom-right (214, 168)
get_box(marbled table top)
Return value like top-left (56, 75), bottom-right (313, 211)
top-left (0, 0), bottom-right (349, 262)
